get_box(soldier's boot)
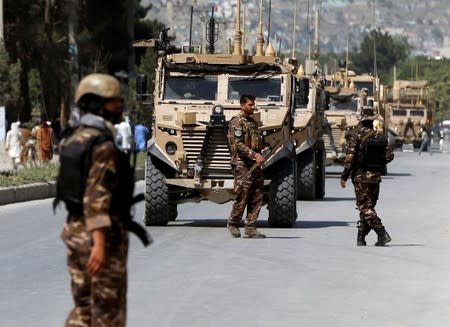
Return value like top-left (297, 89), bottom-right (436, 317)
top-left (374, 226), bottom-right (391, 246)
top-left (357, 221), bottom-right (371, 246)
top-left (227, 224), bottom-right (241, 238)
top-left (243, 226), bottom-right (266, 239)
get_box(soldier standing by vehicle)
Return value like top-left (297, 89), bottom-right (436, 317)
top-left (340, 107), bottom-right (394, 246)
top-left (56, 74), bottom-right (149, 326)
top-left (227, 94), bottom-right (266, 238)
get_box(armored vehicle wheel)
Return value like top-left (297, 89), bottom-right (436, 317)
top-left (268, 158), bottom-right (298, 227)
top-left (315, 147), bottom-right (326, 199)
top-left (144, 156), bottom-right (176, 226)
top-left (297, 149), bottom-right (316, 200)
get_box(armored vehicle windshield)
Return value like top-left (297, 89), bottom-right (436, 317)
top-left (228, 76), bottom-right (282, 103)
top-left (164, 75), bottom-right (218, 101)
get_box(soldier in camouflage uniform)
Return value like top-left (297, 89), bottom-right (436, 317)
top-left (60, 74), bottom-right (130, 326)
top-left (340, 109), bottom-right (394, 246)
top-left (227, 94), bottom-right (266, 238)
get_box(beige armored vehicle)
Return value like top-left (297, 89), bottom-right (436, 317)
top-left (323, 71), bottom-right (380, 166)
top-left (137, 3), bottom-right (303, 227)
top-left (383, 80), bottom-right (433, 148)
top-left (292, 60), bottom-right (329, 200)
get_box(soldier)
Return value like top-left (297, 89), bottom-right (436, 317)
top-left (340, 107), bottom-right (394, 246)
top-left (227, 94), bottom-right (266, 238)
top-left (57, 74), bottom-right (149, 326)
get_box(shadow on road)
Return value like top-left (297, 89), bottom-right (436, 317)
top-left (169, 219), bottom-right (228, 227)
top-left (319, 196), bottom-right (355, 202)
top-left (386, 244), bottom-right (425, 247)
top-left (295, 220), bottom-right (351, 229)
top-left (165, 219), bottom-right (351, 229)
top-left (384, 172), bottom-right (412, 177)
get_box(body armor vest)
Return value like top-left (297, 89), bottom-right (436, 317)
top-left (358, 131), bottom-right (386, 171)
top-left (56, 130), bottom-right (113, 216)
top-left (54, 127), bottom-right (150, 246)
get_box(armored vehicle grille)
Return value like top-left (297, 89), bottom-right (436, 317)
top-left (323, 127), bottom-right (344, 154)
top-left (181, 129), bottom-right (233, 178)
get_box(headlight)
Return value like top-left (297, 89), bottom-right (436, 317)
top-left (169, 129), bottom-right (176, 135)
top-left (165, 141), bottom-right (177, 155)
top-left (212, 104), bottom-right (223, 114)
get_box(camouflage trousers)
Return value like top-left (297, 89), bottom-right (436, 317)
top-left (353, 180), bottom-right (383, 229)
top-left (61, 221), bottom-right (129, 327)
top-left (228, 164), bottom-right (264, 227)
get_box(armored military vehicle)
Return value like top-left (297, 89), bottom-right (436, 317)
top-left (383, 80), bottom-right (434, 148)
top-left (323, 71), bottom-right (380, 167)
top-left (292, 60), bottom-right (329, 200)
top-left (136, 3), bottom-right (302, 227)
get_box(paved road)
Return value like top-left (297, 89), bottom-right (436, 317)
top-left (1, 151), bottom-right (450, 326)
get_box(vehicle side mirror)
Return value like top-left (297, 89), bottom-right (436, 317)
top-left (295, 77), bottom-right (309, 107)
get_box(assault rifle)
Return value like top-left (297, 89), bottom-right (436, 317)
top-left (239, 137), bottom-right (281, 182)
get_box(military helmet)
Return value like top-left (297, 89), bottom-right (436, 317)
top-left (75, 74), bottom-right (121, 103)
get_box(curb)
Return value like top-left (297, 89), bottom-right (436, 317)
top-left (0, 168), bottom-right (145, 206)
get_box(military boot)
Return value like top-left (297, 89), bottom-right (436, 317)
top-left (357, 221), bottom-right (371, 246)
top-left (374, 226), bottom-right (391, 246)
top-left (243, 227), bottom-right (266, 239)
top-left (227, 224), bottom-right (241, 238)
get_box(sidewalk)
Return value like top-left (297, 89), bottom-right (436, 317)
top-left (0, 166), bottom-right (144, 206)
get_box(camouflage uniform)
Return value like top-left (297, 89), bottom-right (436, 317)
top-left (60, 123), bottom-right (129, 327)
top-left (341, 126), bottom-right (394, 231)
top-left (227, 113), bottom-right (264, 229)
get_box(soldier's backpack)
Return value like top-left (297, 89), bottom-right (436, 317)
top-left (359, 130), bottom-right (387, 171)
top-left (54, 127), bottom-right (151, 246)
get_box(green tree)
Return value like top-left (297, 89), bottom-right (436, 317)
top-left (3, 0), bottom-right (168, 126)
top-left (0, 43), bottom-right (21, 123)
top-left (350, 29), bottom-right (410, 80)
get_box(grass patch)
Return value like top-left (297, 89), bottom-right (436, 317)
top-left (0, 163), bottom-right (59, 187)
top-left (0, 152), bottom-right (146, 188)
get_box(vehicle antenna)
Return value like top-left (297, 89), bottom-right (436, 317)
top-left (255, 0), bottom-right (265, 56)
top-left (291, 0), bottom-right (298, 59)
top-left (233, 0), bottom-right (242, 55)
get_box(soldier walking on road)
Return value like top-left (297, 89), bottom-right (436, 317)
top-left (227, 94), bottom-right (266, 238)
top-left (340, 107), bottom-right (394, 246)
top-left (56, 74), bottom-right (150, 327)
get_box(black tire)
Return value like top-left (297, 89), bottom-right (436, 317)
top-left (315, 147), bottom-right (325, 199)
top-left (268, 158), bottom-right (298, 227)
top-left (144, 156), bottom-right (177, 226)
top-left (297, 150), bottom-right (316, 200)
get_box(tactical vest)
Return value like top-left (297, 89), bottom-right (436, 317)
top-left (229, 116), bottom-right (261, 153)
top-left (358, 130), bottom-right (387, 171)
top-left (55, 129), bottom-right (109, 215)
top-left (54, 127), bottom-right (150, 246)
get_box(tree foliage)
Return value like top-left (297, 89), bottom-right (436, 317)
top-left (350, 29), bottom-right (410, 80)
top-left (3, 0), bottom-right (165, 126)
top-left (0, 43), bottom-right (21, 117)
